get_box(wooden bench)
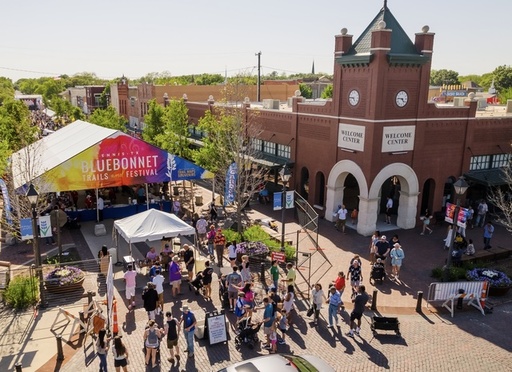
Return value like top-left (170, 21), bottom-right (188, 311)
top-left (427, 281), bottom-right (488, 317)
top-left (461, 246), bottom-right (512, 264)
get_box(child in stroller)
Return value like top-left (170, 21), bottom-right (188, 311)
top-left (370, 258), bottom-right (386, 284)
top-left (189, 272), bottom-right (204, 295)
top-left (235, 315), bottom-right (263, 350)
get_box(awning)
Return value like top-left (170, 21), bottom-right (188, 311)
top-left (464, 168), bottom-right (507, 187)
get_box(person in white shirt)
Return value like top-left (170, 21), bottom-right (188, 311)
top-left (152, 269), bottom-right (165, 314)
top-left (228, 241), bottom-right (237, 267)
top-left (196, 215), bottom-right (208, 246)
top-left (385, 197), bottom-right (393, 224)
top-left (97, 195), bottom-right (104, 222)
top-left (123, 264), bottom-right (137, 310)
top-left (336, 205), bottom-right (348, 233)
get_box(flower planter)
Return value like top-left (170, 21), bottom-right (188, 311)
top-left (45, 276), bottom-right (85, 294)
top-left (488, 286), bottom-right (511, 297)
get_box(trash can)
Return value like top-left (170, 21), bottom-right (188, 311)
top-left (195, 194), bottom-right (203, 206)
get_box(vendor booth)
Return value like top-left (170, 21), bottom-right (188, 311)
top-left (112, 208), bottom-right (196, 263)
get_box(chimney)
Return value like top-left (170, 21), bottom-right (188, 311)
top-left (334, 28), bottom-right (353, 59)
top-left (370, 20), bottom-right (392, 50)
top-left (415, 25), bottom-right (435, 54)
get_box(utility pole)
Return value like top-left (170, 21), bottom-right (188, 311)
top-left (255, 51), bottom-right (261, 102)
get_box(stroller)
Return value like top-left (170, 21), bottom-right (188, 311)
top-left (370, 262), bottom-right (386, 284)
top-left (235, 317), bottom-right (262, 350)
top-left (189, 272), bottom-right (204, 295)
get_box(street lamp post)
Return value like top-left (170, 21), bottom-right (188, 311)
top-left (279, 165), bottom-right (292, 252)
top-left (443, 176), bottom-right (469, 281)
top-left (26, 183), bottom-right (45, 307)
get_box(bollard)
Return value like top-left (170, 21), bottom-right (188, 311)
top-left (371, 289), bottom-right (378, 310)
top-left (15, 363), bottom-right (22, 372)
top-left (416, 291), bottom-right (424, 313)
top-left (79, 311), bottom-right (85, 332)
top-left (260, 262), bottom-right (266, 291)
top-left (56, 334), bottom-right (64, 361)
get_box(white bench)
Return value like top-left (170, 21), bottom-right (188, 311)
top-left (427, 281), bottom-right (488, 318)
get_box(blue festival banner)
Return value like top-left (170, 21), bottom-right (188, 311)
top-left (20, 218), bottom-right (33, 240)
top-left (224, 162), bottom-right (238, 206)
top-left (0, 179), bottom-right (12, 225)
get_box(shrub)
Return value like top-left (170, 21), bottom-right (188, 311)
top-left (431, 266), bottom-right (469, 282)
top-left (3, 275), bottom-right (38, 310)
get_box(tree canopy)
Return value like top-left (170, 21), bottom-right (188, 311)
top-left (429, 69), bottom-right (460, 86)
top-left (87, 106), bottom-right (127, 131)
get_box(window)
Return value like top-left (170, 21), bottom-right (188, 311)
top-left (470, 154), bottom-right (510, 170)
top-left (263, 141), bottom-right (276, 154)
top-left (94, 93), bottom-right (101, 107)
top-left (491, 153), bottom-right (510, 168)
top-left (251, 138), bottom-right (262, 152)
top-left (277, 144), bottom-right (291, 159)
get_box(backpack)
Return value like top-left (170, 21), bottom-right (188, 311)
top-left (147, 328), bottom-right (159, 346)
top-left (234, 298), bottom-right (245, 317)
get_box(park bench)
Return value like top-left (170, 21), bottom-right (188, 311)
top-left (427, 281), bottom-right (488, 318)
top-left (461, 246), bottom-right (512, 264)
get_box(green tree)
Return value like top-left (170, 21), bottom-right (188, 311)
top-left (0, 77), bottom-right (14, 105)
top-left (492, 65), bottom-right (512, 92)
top-left (321, 84), bottom-right (333, 99)
top-left (429, 69), bottom-right (460, 86)
top-left (143, 99), bottom-right (166, 145)
top-left (0, 99), bottom-right (37, 152)
top-left (193, 81), bottom-right (268, 233)
top-left (88, 106), bottom-right (126, 131)
top-left (50, 96), bottom-right (85, 122)
top-left (299, 83), bottom-right (312, 99)
top-left (499, 87), bottom-right (512, 103)
top-left (156, 99), bottom-right (193, 159)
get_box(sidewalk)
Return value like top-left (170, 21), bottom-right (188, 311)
top-left (1, 183), bottom-right (512, 371)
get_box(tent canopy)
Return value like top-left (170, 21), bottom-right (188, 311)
top-left (113, 208), bottom-right (196, 244)
top-left (11, 120), bottom-right (213, 193)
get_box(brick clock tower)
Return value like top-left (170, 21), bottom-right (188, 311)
top-left (325, 2), bottom-right (437, 235)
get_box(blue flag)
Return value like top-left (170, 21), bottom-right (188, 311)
top-left (224, 162), bottom-right (238, 206)
top-left (0, 179), bottom-right (12, 225)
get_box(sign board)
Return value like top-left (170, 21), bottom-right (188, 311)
top-left (444, 202), bottom-right (468, 228)
top-left (39, 215), bottom-right (53, 238)
top-left (206, 312), bottom-right (228, 345)
top-left (271, 252), bottom-right (286, 263)
top-left (381, 126), bottom-right (415, 153)
top-left (20, 218), bottom-right (33, 240)
top-left (285, 191), bottom-right (294, 209)
top-left (273, 192), bottom-right (282, 211)
top-left (338, 123), bottom-right (365, 152)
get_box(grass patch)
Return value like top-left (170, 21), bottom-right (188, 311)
top-left (3, 275), bottom-right (38, 310)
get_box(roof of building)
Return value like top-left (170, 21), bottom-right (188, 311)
top-left (337, 4), bottom-right (429, 66)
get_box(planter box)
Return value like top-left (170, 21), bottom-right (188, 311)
top-left (45, 277), bottom-right (85, 294)
top-left (488, 286), bottom-right (511, 297)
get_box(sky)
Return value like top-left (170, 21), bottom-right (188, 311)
top-left (1, 0), bottom-right (511, 82)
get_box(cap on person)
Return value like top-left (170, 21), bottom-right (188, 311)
top-left (376, 258), bottom-right (382, 263)
top-left (182, 305), bottom-right (189, 312)
top-left (381, 235), bottom-right (387, 240)
top-left (165, 243), bottom-right (170, 248)
top-left (173, 255), bottom-right (180, 262)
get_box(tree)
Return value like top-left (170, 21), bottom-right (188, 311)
top-left (193, 82), bottom-right (268, 233)
top-left (429, 69), bottom-right (460, 86)
top-left (88, 106), bottom-right (126, 131)
top-left (142, 99), bottom-right (166, 145)
top-left (299, 83), bottom-right (312, 99)
top-left (489, 160), bottom-right (512, 232)
top-left (156, 99), bottom-right (193, 160)
top-left (0, 99), bottom-right (37, 153)
top-left (492, 65), bottom-right (512, 92)
top-left (0, 77), bottom-right (14, 106)
top-left (499, 87), bottom-right (512, 104)
top-left (321, 84), bottom-right (333, 99)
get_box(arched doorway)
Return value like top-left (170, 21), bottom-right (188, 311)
top-left (421, 178), bottom-right (435, 215)
top-left (380, 175), bottom-right (401, 218)
top-left (343, 174), bottom-right (360, 211)
top-left (315, 171), bottom-right (325, 207)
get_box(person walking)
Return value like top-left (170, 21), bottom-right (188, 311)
top-left (144, 320), bottom-right (162, 368)
top-left (420, 209), bottom-right (433, 235)
top-left (270, 260), bottom-right (280, 291)
top-left (169, 256), bottom-right (182, 297)
top-left (483, 221), bottom-right (495, 249)
top-left (374, 235), bottom-right (390, 262)
top-left (96, 328), bottom-right (110, 372)
top-left (164, 311), bottom-right (180, 364)
top-left (142, 282), bottom-right (158, 320)
top-left (347, 260), bottom-right (363, 296)
top-left (311, 283), bottom-right (326, 325)
top-left (332, 271), bottom-right (346, 311)
top-left (475, 200), bottom-right (488, 227)
top-left (326, 286), bottom-right (342, 328)
top-left (112, 335), bottom-right (129, 372)
top-left (336, 204), bottom-right (348, 233)
top-left (390, 243), bottom-right (405, 279)
top-left (226, 266), bottom-right (242, 312)
top-left (123, 264), bottom-right (137, 310)
top-left (227, 240), bottom-right (237, 267)
top-left (180, 305), bottom-right (197, 358)
top-left (201, 260), bottom-right (214, 300)
top-left (214, 228), bottom-right (226, 267)
top-left (369, 230), bottom-right (380, 264)
top-left (151, 269), bottom-right (165, 315)
top-left (196, 215), bottom-right (208, 246)
top-left (206, 225), bottom-right (216, 261)
top-left (183, 244), bottom-right (195, 282)
top-left (261, 297), bottom-right (275, 350)
top-left (282, 286), bottom-right (296, 327)
top-left (385, 197), bottom-right (393, 224)
top-left (347, 285), bottom-right (369, 338)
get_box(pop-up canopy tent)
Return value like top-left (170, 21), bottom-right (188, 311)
top-left (11, 119), bottom-right (213, 193)
top-left (113, 208), bottom-right (196, 257)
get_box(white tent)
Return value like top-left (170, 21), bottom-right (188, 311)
top-left (113, 209), bottom-right (196, 257)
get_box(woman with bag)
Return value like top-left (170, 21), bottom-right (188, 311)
top-left (112, 335), bottom-right (129, 372)
top-left (144, 320), bottom-right (163, 368)
top-left (310, 283), bottom-right (326, 326)
top-left (96, 328), bottom-right (110, 372)
top-left (390, 243), bottom-right (405, 280)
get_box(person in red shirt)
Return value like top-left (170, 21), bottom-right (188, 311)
top-left (331, 271), bottom-right (346, 311)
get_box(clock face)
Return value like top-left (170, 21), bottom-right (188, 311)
top-left (395, 90), bottom-right (408, 107)
top-left (348, 89), bottom-right (360, 106)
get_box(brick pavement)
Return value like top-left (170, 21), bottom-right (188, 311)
top-left (3, 190), bottom-right (512, 371)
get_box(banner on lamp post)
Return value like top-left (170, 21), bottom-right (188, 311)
top-left (20, 218), bottom-right (34, 240)
top-left (39, 215), bottom-right (53, 238)
top-left (444, 202), bottom-right (468, 228)
top-left (224, 162), bottom-right (238, 206)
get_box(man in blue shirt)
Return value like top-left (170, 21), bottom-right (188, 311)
top-left (261, 297), bottom-right (274, 349)
top-left (326, 286), bottom-right (342, 328)
top-left (483, 222), bottom-right (494, 250)
top-left (180, 305), bottom-right (197, 358)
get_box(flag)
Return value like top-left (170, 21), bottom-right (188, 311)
top-left (224, 162), bottom-right (238, 205)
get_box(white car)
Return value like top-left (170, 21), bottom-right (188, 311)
top-left (217, 354), bottom-right (335, 372)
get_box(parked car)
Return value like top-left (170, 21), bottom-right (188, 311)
top-left (217, 354), bottom-right (334, 372)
